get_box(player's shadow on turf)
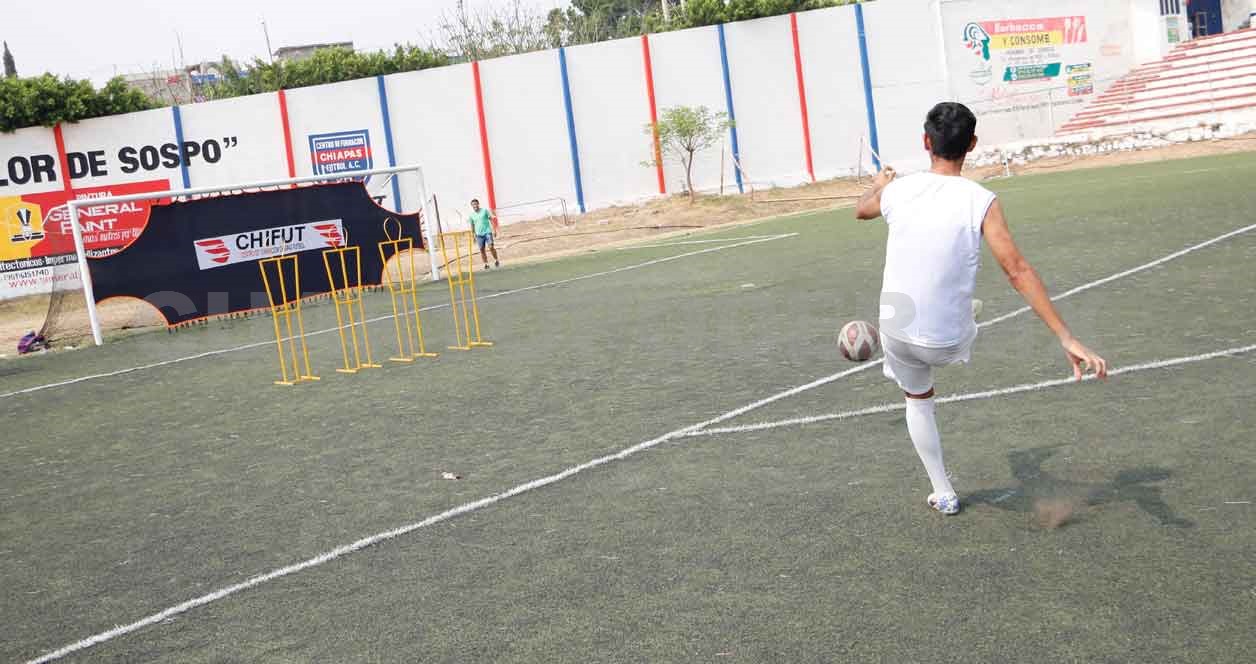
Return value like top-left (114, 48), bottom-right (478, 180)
top-left (966, 446), bottom-right (1194, 528)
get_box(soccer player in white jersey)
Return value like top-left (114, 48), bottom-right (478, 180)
top-left (855, 102), bottom-right (1108, 515)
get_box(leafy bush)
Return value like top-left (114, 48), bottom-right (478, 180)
top-left (203, 45), bottom-right (449, 101)
top-left (0, 74), bottom-right (152, 133)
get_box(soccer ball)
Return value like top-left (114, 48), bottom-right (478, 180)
top-left (838, 320), bottom-right (879, 362)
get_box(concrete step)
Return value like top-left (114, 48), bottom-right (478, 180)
top-left (1172, 26), bottom-right (1256, 48)
top-left (1093, 70), bottom-right (1256, 103)
top-left (1059, 97), bottom-right (1256, 132)
top-left (1066, 89), bottom-right (1256, 126)
top-left (1115, 51), bottom-right (1256, 85)
top-left (1059, 29), bottom-right (1256, 137)
top-left (1076, 76), bottom-right (1256, 116)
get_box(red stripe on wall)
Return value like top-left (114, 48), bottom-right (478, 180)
top-left (276, 89), bottom-right (297, 180)
top-left (471, 61), bottom-right (500, 228)
top-left (641, 34), bottom-right (666, 195)
top-left (790, 13), bottom-right (816, 183)
top-left (52, 123), bottom-right (74, 194)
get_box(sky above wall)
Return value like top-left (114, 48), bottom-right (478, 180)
top-left (4, 0), bottom-right (567, 85)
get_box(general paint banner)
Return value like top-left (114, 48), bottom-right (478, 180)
top-left (90, 182), bottom-right (422, 326)
top-left (0, 179), bottom-right (170, 298)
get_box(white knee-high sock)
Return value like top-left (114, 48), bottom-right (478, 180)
top-left (904, 397), bottom-right (954, 496)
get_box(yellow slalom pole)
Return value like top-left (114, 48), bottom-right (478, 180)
top-left (289, 255), bottom-right (319, 381)
top-left (260, 261), bottom-right (292, 384)
top-left (323, 246), bottom-right (380, 373)
top-left (340, 248), bottom-right (364, 370)
top-left (454, 233), bottom-right (474, 349)
top-left (463, 230), bottom-right (493, 348)
top-left (351, 246), bottom-right (381, 369)
top-left (380, 239), bottom-right (414, 361)
top-left (404, 240), bottom-right (437, 357)
top-left (324, 249), bottom-right (356, 373)
top-left (260, 255), bottom-right (318, 386)
top-left (440, 232), bottom-right (471, 350)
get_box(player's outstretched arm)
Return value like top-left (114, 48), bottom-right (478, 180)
top-left (983, 200), bottom-right (1109, 381)
top-left (854, 166), bottom-right (896, 220)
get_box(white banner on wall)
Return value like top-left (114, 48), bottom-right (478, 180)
top-left (939, 0), bottom-right (1134, 146)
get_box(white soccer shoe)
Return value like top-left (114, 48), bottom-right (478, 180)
top-left (971, 298), bottom-right (984, 319)
top-left (928, 493), bottom-right (961, 515)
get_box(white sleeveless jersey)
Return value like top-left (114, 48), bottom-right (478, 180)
top-left (878, 172), bottom-right (997, 348)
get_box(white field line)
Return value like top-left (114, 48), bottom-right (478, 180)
top-left (0, 234), bottom-right (797, 401)
top-left (978, 221), bottom-right (1256, 329)
top-left (618, 234), bottom-right (787, 250)
top-left (22, 223), bottom-right (1256, 663)
top-left (25, 354), bottom-right (877, 664)
top-left (994, 166), bottom-right (1227, 195)
top-left (683, 343), bottom-right (1256, 439)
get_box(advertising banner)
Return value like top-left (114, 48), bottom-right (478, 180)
top-left (89, 182), bottom-right (421, 326)
top-left (0, 179), bottom-right (170, 298)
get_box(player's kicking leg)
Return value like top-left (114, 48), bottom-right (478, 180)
top-left (882, 335), bottom-right (966, 515)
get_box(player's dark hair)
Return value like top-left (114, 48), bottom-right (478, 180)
top-left (924, 102), bottom-right (977, 161)
top-left (471, 198), bottom-right (480, 204)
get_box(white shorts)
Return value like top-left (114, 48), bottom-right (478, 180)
top-left (880, 333), bottom-right (974, 395)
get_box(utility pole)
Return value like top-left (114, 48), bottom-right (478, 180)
top-left (261, 18), bottom-right (275, 64)
top-left (661, 0), bottom-right (671, 23)
top-left (176, 31), bottom-right (192, 102)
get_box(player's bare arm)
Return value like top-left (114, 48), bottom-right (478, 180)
top-left (854, 166), bottom-right (896, 220)
top-left (982, 200), bottom-right (1109, 381)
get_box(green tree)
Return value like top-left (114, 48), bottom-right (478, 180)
top-left (676, 0), bottom-right (727, 28)
top-left (644, 105), bottom-right (732, 202)
top-left (437, 0), bottom-right (554, 60)
top-left (545, 0), bottom-right (659, 47)
top-left (203, 45), bottom-right (448, 101)
top-left (0, 74), bottom-right (152, 132)
top-left (3, 41), bottom-right (15, 78)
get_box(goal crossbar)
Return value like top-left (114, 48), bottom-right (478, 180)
top-left (65, 164), bottom-right (436, 347)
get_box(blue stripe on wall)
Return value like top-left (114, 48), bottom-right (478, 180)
top-left (717, 24), bottom-right (744, 194)
top-left (557, 48), bottom-right (586, 214)
top-left (375, 75), bottom-right (403, 211)
top-left (854, 3), bottom-right (882, 171)
top-left (170, 106), bottom-right (191, 189)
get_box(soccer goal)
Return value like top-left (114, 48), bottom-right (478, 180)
top-left (50, 164), bottom-right (438, 347)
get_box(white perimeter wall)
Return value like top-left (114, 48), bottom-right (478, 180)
top-left (566, 36), bottom-right (658, 208)
top-left (724, 14), bottom-right (811, 187)
top-left (864, 0), bottom-right (950, 173)
top-left (386, 64), bottom-right (484, 229)
top-left (478, 50), bottom-right (578, 214)
top-left (2, 1), bottom-right (1167, 299)
top-left (796, 7), bottom-right (875, 179)
top-left (650, 27), bottom-right (739, 195)
top-left (284, 77), bottom-right (397, 211)
top-left (179, 93), bottom-right (290, 188)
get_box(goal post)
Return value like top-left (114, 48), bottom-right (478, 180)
top-left (64, 164), bottom-right (438, 347)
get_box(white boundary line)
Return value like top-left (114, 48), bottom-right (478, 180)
top-left (1, 234), bottom-right (797, 401)
top-left (618, 234), bottom-right (787, 250)
top-left (994, 166), bottom-right (1228, 195)
top-left (978, 221), bottom-right (1256, 328)
top-left (683, 343), bottom-right (1256, 438)
top-left (22, 223), bottom-right (1256, 662)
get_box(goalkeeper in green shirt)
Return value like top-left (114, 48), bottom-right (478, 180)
top-left (468, 198), bottom-right (500, 270)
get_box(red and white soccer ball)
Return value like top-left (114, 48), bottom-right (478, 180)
top-left (838, 320), bottom-right (880, 362)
